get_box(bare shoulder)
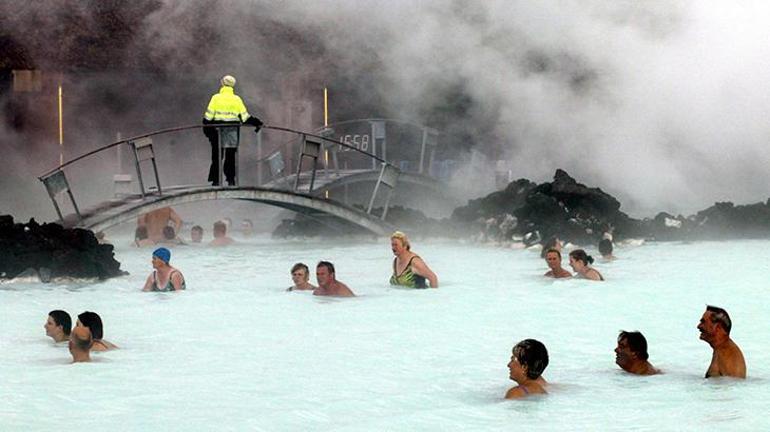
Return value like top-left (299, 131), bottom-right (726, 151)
top-left (505, 386), bottom-right (526, 399)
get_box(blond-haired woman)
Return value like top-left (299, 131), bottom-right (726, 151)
top-left (389, 231), bottom-right (438, 288)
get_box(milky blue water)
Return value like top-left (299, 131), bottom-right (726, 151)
top-left (1, 237), bottom-right (768, 431)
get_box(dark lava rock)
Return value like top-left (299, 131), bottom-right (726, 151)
top-left (451, 169), bottom-right (643, 245)
top-left (0, 215), bottom-right (124, 280)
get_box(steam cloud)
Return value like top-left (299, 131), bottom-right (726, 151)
top-left (2, 1), bottom-right (770, 220)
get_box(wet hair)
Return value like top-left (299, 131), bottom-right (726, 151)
top-left (706, 305), bottom-right (732, 334)
top-left (544, 248), bottom-right (561, 259)
top-left (618, 331), bottom-right (649, 360)
top-left (317, 261), bottom-right (335, 275)
top-left (163, 226), bottom-right (176, 240)
top-left (540, 236), bottom-right (560, 258)
top-left (77, 311), bottom-right (104, 340)
top-left (291, 262), bottom-right (309, 275)
top-left (390, 231), bottom-right (411, 250)
top-left (49, 310), bottom-right (72, 336)
top-left (569, 249), bottom-right (594, 265)
top-left (191, 225), bottom-right (203, 234)
top-left (213, 221), bottom-right (227, 236)
top-left (135, 226), bottom-right (148, 240)
top-left (513, 339), bottom-right (549, 380)
top-left (598, 239), bottom-right (614, 256)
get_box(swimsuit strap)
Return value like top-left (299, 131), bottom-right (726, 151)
top-left (395, 255), bottom-right (420, 277)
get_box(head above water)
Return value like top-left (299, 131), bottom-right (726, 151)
top-left (77, 311), bottom-right (104, 340)
top-left (291, 263), bottom-right (310, 274)
top-left (48, 310), bottom-right (72, 336)
top-left (618, 331), bottom-right (649, 361)
top-left (221, 75), bottom-right (236, 87)
top-left (569, 249), bottom-right (594, 266)
top-left (191, 225), bottom-right (203, 242)
top-left (291, 262), bottom-right (310, 282)
top-left (153, 247), bottom-right (171, 264)
top-left (513, 339), bottom-right (549, 380)
top-left (70, 326), bottom-right (93, 353)
top-left (213, 221), bottom-right (227, 237)
top-left (706, 305), bottom-right (732, 334)
top-left (162, 226), bottom-right (176, 240)
top-left (317, 261), bottom-right (335, 275)
top-left (390, 231), bottom-right (411, 251)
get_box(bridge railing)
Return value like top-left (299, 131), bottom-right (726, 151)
top-left (38, 124), bottom-right (401, 225)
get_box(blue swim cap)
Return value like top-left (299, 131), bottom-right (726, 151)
top-left (152, 247), bottom-right (171, 263)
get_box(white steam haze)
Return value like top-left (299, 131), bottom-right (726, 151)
top-left (2, 1), bottom-right (770, 221)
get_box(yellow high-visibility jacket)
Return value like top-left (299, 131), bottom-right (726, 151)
top-left (203, 86), bottom-right (251, 123)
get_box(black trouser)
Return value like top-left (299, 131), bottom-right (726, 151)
top-left (207, 134), bottom-right (236, 185)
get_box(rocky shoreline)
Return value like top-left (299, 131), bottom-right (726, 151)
top-left (0, 215), bottom-right (124, 281)
top-left (274, 169), bottom-right (770, 244)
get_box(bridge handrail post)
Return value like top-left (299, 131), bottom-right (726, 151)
top-left (40, 170), bottom-right (81, 223)
top-left (130, 140), bottom-right (147, 198)
top-left (129, 137), bottom-right (162, 197)
top-left (367, 162), bottom-right (400, 218)
top-left (293, 134), bottom-right (305, 192)
top-left (293, 135), bottom-right (322, 193)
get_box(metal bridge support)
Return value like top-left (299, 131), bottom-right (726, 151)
top-left (40, 170), bottom-right (81, 223)
top-left (293, 135), bottom-right (322, 193)
top-left (420, 127), bottom-right (438, 175)
top-left (129, 137), bottom-right (162, 198)
top-left (366, 163), bottom-right (400, 220)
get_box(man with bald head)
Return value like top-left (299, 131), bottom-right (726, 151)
top-left (698, 305), bottom-right (746, 379)
top-left (69, 326), bottom-right (93, 363)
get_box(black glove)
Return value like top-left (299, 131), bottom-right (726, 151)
top-left (244, 116), bottom-right (263, 132)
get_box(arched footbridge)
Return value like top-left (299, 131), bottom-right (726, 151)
top-left (38, 121), bottom-right (455, 236)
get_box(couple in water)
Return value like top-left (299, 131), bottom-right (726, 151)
top-left (287, 261), bottom-right (355, 297)
top-left (544, 248), bottom-right (604, 281)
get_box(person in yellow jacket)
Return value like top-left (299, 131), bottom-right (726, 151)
top-left (202, 75), bottom-right (263, 186)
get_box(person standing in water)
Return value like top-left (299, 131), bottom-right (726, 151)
top-left (313, 261), bottom-right (355, 297)
top-left (69, 326), bottom-right (92, 363)
top-left (615, 331), bottom-right (660, 375)
top-left (598, 239), bottom-right (616, 261)
top-left (142, 247), bottom-right (186, 292)
top-left (505, 339), bottom-right (549, 399)
top-left (287, 263), bottom-right (316, 291)
top-left (698, 305), bottom-right (746, 379)
top-left (543, 249), bottom-right (572, 279)
top-left (209, 221), bottom-right (235, 246)
top-left (137, 207), bottom-right (183, 243)
top-left (389, 231), bottom-right (438, 288)
top-left (568, 249), bottom-right (604, 281)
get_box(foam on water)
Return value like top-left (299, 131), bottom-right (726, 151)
top-left (1, 237), bottom-right (768, 430)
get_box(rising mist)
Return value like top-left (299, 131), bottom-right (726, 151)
top-left (2, 1), bottom-right (770, 220)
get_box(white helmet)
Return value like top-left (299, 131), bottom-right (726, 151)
top-left (221, 75), bottom-right (236, 87)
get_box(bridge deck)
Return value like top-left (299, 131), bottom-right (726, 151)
top-left (66, 185), bottom-right (395, 236)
